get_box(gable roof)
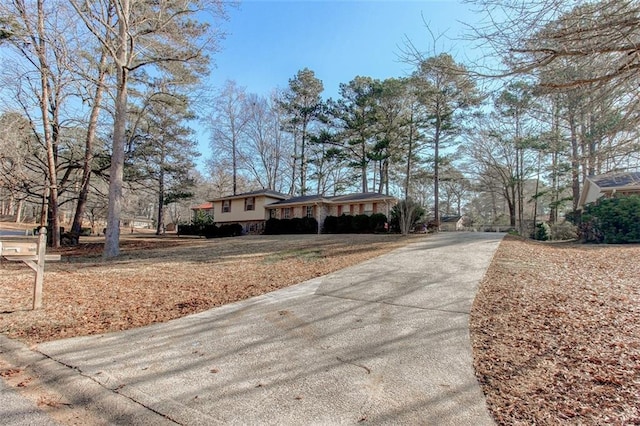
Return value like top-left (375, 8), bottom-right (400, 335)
top-left (210, 189), bottom-right (289, 203)
top-left (578, 171), bottom-right (640, 208)
top-left (589, 171), bottom-right (640, 190)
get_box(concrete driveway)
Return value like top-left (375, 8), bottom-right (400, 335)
top-left (3, 232), bottom-right (503, 425)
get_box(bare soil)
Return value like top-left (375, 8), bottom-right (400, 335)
top-left (1, 225), bottom-right (639, 424)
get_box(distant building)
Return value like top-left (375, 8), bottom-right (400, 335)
top-left (440, 216), bottom-right (465, 232)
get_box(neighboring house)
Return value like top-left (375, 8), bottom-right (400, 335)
top-left (578, 171), bottom-right (640, 209)
top-left (440, 216), bottom-right (464, 232)
top-left (121, 217), bottom-right (154, 229)
top-left (265, 193), bottom-right (397, 233)
top-left (205, 190), bottom-right (289, 234)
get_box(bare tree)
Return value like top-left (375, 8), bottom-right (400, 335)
top-left (241, 92), bottom-right (292, 192)
top-left (206, 80), bottom-right (249, 196)
top-left (69, 0), bottom-right (228, 258)
top-left (468, 0), bottom-right (640, 89)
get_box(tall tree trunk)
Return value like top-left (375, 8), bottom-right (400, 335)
top-left (300, 120), bottom-right (308, 196)
top-left (361, 139), bottom-right (368, 193)
top-left (104, 0), bottom-right (130, 259)
top-left (16, 199), bottom-right (23, 222)
top-left (569, 116), bottom-right (581, 213)
top-left (72, 50), bottom-right (107, 236)
top-left (290, 131), bottom-right (298, 195)
top-left (433, 119), bottom-right (441, 226)
top-left (31, 0), bottom-right (60, 247)
top-left (404, 112), bottom-right (415, 199)
top-left (156, 168), bottom-right (165, 235)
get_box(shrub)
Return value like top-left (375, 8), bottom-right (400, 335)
top-left (264, 218), bottom-right (281, 235)
top-left (390, 200), bottom-right (425, 234)
top-left (264, 217), bottom-right (317, 235)
top-left (301, 217), bottom-right (318, 234)
top-left (336, 214), bottom-right (353, 234)
top-left (550, 221), bottom-right (577, 241)
top-left (177, 224), bottom-right (197, 236)
top-left (534, 222), bottom-right (550, 241)
top-left (202, 224), bottom-right (219, 238)
top-left (579, 195), bottom-right (640, 243)
top-left (219, 223), bottom-right (243, 237)
top-left (352, 214), bottom-right (370, 233)
top-left (323, 215), bottom-right (338, 233)
top-left (369, 213), bottom-right (388, 232)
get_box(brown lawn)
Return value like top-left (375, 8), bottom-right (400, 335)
top-left (0, 230), bottom-right (417, 343)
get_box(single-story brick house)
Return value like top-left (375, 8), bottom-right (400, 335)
top-left (578, 171), bottom-right (640, 209)
top-left (193, 190), bottom-right (397, 234)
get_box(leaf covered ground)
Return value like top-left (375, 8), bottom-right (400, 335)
top-left (471, 235), bottom-right (640, 425)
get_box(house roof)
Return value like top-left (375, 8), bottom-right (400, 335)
top-left (329, 193), bottom-right (397, 202)
top-left (266, 194), bottom-right (330, 207)
top-left (191, 202), bottom-right (214, 210)
top-left (578, 171), bottom-right (640, 208)
top-left (265, 192), bottom-right (397, 208)
top-left (589, 171), bottom-right (640, 190)
top-left (441, 216), bottom-right (462, 223)
top-left (210, 189), bottom-right (289, 202)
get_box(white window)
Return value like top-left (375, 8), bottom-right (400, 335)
top-left (245, 197), bottom-right (255, 211)
top-left (222, 200), bottom-right (231, 213)
top-left (306, 205), bottom-right (314, 218)
top-left (283, 208), bottom-right (291, 219)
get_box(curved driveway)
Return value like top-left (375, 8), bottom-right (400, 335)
top-left (11, 232), bottom-right (503, 425)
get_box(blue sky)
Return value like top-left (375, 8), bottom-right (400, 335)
top-left (207, 0), bottom-right (482, 99)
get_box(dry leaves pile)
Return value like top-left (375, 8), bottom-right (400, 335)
top-left (471, 235), bottom-right (640, 425)
top-left (0, 233), bottom-right (414, 344)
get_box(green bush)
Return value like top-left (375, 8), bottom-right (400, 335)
top-left (369, 213), bottom-right (388, 232)
top-left (264, 217), bottom-right (318, 235)
top-left (219, 223), bottom-right (243, 237)
top-left (336, 214), bottom-right (353, 234)
top-left (322, 214), bottom-right (387, 234)
top-left (264, 218), bottom-right (281, 235)
top-left (390, 200), bottom-right (425, 234)
top-left (352, 214), bottom-right (370, 233)
top-left (203, 224), bottom-right (220, 238)
top-left (579, 195), bottom-right (640, 243)
top-left (323, 215), bottom-right (338, 233)
top-left (534, 222), bottom-right (550, 241)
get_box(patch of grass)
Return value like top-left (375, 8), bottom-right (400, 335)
top-left (262, 248), bottom-right (323, 264)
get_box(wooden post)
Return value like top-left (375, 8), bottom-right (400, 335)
top-left (33, 227), bottom-right (47, 309)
